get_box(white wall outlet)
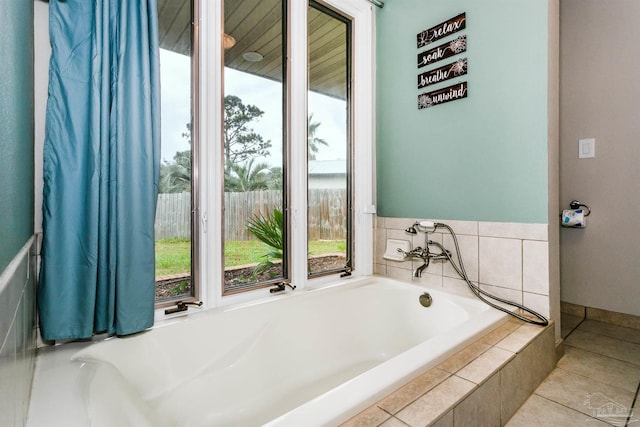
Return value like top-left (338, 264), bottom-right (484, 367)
top-left (578, 138), bottom-right (595, 159)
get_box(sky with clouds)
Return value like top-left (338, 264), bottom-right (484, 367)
top-left (160, 49), bottom-right (347, 167)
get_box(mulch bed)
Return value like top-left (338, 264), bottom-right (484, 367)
top-left (155, 255), bottom-right (346, 300)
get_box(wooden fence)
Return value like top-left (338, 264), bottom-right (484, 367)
top-left (155, 189), bottom-right (347, 241)
top-left (155, 192), bottom-right (191, 240)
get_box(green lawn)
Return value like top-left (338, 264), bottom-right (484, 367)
top-left (155, 238), bottom-right (346, 278)
top-left (155, 238), bottom-right (191, 277)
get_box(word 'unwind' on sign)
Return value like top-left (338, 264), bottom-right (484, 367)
top-left (417, 35), bottom-right (467, 69)
top-left (417, 13), bottom-right (466, 49)
top-left (417, 58), bottom-right (467, 89)
top-left (418, 82), bottom-right (467, 110)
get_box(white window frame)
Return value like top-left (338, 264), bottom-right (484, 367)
top-left (196, 0), bottom-right (374, 310)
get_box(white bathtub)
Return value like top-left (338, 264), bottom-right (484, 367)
top-left (68, 276), bottom-right (507, 427)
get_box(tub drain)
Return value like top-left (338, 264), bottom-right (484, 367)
top-left (419, 292), bottom-right (433, 307)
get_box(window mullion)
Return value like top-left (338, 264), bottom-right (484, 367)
top-left (288, 0), bottom-right (309, 288)
top-left (200, 0), bottom-right (225, 307)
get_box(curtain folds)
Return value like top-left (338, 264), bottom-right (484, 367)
top-left (38, 0), bottom-right (160, 340)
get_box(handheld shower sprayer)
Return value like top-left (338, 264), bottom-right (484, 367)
top-left (405, 221), bottom-right (441, 234)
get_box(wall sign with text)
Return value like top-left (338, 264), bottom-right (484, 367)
top-left (417, 35), bottom-right (466, 69)
top-left (417, 58), bottom-right (467, 89)
top-left (417, 13), bottom-right (466, 49)
top-left (418, 82), bottom-right (468, 110)
top-left (416, 12), bottom-right (468, 110)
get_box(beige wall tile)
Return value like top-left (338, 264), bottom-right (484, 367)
top-left (479, 237), bottom-right (522, 290)
top-left (478, 284), bottom-right (523, 307)
top-left (378, 368), bottom-right (451, 414)
top-left (455, 347), bottom-right (514, 384)
top-left (374, 228), bottom-right (387, 264)
top-left (380, 417), bottom-right (409, 427)
top-left (560, 301), bottom-right (585, 317)
top-left (433, 219), bottom-right (478, 236)
top-left (500, 349), bottom-right (535, 422)
top-left (523, 292), bottom-right (550, 319)
top-left (442, 234), bottom-right (478, 282)
top-left (496, 324), bottom-right (545, 353)
top-left (478, 222), bottom-right (547, 241)
top-left (526, 325), bottom-right (557, 388)
top-left (497, 325), bottom-right (555, 424)
top-left (436, 342), bottom-right (491, 374)
top-left (374, 263), bottom-right (387, 275)
top-left (453, 373), bottom-right (500, 427)
top-left (396, 376), bottom-right (475, 427)
top-left (386, 266), bottom-right (413, 282)
top-left (478, 319), bottom-right (522, 346)
top-left (429, 410), bottom-right (453, 427)
top-left (442, 277), bottom-right (475, 297)
top-left (385, 217), bottom-right (414, 231)
top-left (416, 272), bottom-right (443, 289)
top-left (339, 405), bottom-right (391, 427)
top-left (522, 240), bottom-right (549, 295)
top-left (586, 307), bottom-right (640, 331)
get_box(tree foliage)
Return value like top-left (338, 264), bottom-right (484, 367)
top-left (159, 99), bottom-right (330, 194)
top-left (224, 158), bottom-right (271, 192)
top-left (247, 208), bottom-right (284, 275)
top-left (224, 95), bottom-right (271, 165)
top-left (308, 113), bottom-right (329, 160)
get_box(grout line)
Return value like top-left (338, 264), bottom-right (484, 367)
top-left (575, 323), bottom-right (640, 346)
top-left (562, 316), bottom-right (586, 339)
top-left (531, 393), bottom-right (615, 425)
top-left (552, 366), bottom-right (637, 397)
top-left (562, 343), bottom-right (640, 372)
top-left (625, 381), bottom-right (639, 427)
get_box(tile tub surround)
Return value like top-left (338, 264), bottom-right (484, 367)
top-left (374, 217), bottom-right (551, 322)
top-left (0, 236), bottom-right (38, 427)
top-left (341, 318), bottom-right (556, 426)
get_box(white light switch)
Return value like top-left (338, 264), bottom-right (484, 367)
top-left (578, 138), bottom-right (595, 159)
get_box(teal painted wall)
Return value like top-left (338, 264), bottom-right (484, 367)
top-left (0, 0), bottom-right (35, 272)
top-left (376, 0), bottom-right (549, 223)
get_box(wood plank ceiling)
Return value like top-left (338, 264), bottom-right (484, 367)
top-left (157, 0), bottom-right (348, 100)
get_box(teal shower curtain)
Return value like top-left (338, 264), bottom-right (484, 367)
top-left (38, 0), bottom-right (160, 340)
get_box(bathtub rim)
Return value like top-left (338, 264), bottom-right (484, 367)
top-left (75, 275), bottom-right (510, 427)
top-left (263, 279), bottom-right (509, 426)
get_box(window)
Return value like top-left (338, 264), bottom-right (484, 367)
top-left (197, 0), bottom-right (373, 305)
top-left (222, 0), bottom-right (287, 294)
top-left (307, 1), bottom-right (352, 277)
top-left (155, 0), bottom-right (196, 305)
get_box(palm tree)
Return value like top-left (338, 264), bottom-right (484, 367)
top-left (224, 158), bottom-right (270, 192)
top-left (160, 150), bottom-right (191, 193)
top-left (308, 113), bottom-right (329, 160)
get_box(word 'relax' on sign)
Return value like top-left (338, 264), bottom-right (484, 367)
top-left (417, 13), bottom-right (466, 49)
top-left (417, 58), bottom-right (467, 89)
top-left (418, 82), bottom-right (467, 110)
top-left (417, 35), bottom-right (467, 69)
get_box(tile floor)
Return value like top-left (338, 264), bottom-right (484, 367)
top-left (506, 314), bottom-right (640, 427)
